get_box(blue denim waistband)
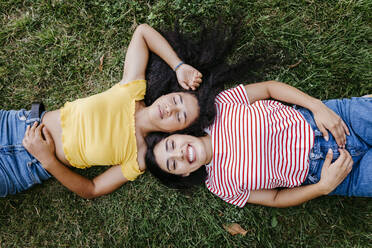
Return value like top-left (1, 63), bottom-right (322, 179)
top-left (25, 110), bottom-right (47, 125)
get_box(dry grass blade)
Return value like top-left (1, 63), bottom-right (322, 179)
top-left (288, 60), bottom-right (302, 69)
top-left (99, 54), bottom-right (105, 72)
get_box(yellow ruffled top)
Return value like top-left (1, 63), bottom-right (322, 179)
top-left (60, 80), bottom-right (146, 181)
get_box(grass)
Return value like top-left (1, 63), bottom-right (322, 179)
top-left (1, 0), bottom-right (371, 247)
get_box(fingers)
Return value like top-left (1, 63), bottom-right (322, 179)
top-left (179, 81), bottom-right (190, 90)
top-left (194, 77), bottom-right (202, 84)
top-left (341, 149), bottom-right (353, 173)
top-left (189, 72), bottom-right (202, 90)
top-left (196, 71), bottom-right (202, 78)
top-left (332, 149), bottom-right (352, 169)
top-left (332, 129), bottom-right (345, 148)
top-left (35, 123), bottom-right (44, 138)
top-left (25, 124), bottom-right (31, 136)
top-left (318, 124), bottom-right (329, 142)
top-left (333, 118), bottom-right (347, 147)
top-left (42, 126), bottom-right (54, 145)
top-left (30, 121), bottom-right (38, 133)
top-left (324, 148), bottom-right (333, 166)
top-left (189, 81), bottom-right (200, 91)
top-left (341, 120), bottom-right (350, 136)
top-left (23, 122), bottom-right (44, 142)
top-left (336, 148), bottom-right (346, 163)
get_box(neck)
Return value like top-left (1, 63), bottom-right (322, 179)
top-left (201, 134), bottom-right (213, 164)
top-left (135, 105), bottom-right (161, 135)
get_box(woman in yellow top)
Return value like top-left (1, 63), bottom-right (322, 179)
top-left (2, 24), bottom-right (203, 198)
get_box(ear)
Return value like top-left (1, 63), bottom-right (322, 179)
top-left (181, 172), bottom-right (190, 177)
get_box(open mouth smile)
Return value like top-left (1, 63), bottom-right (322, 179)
top-left (187, 144), bottom-right (196, 163)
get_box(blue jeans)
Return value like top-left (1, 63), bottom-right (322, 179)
top-left (297, 97), bottom-right (372, 197)
top-left (0, 109), bottom-right (51, 197)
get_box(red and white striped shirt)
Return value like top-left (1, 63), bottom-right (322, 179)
top-left (205, 85), bottom-right (314, 207)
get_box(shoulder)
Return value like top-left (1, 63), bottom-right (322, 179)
top-left (215, 84), bottom-right (250, 105)
top-left (117, 79), bottom-right (147, 100)
top-left (119, 79), bottom-right (146, 87)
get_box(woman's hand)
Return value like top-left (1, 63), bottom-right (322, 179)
top-left (318, 149), bottom-right (353, 195)
top-left (312, 101), bottom-right (350, 147)
top-left (22, 122), bottom-right (56, 167)
top-left (176, 64), bottom-right (202, 90)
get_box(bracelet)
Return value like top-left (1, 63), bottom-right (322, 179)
top-left (174, 61), bottom-right (184, 72)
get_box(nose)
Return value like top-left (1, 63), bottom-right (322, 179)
top-left (165, 104), bottom-right (178, 117)
top-left (172, 147), bottom-right (185, 161)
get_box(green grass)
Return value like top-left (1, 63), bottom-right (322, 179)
top-left (1, 0), bottom-right (371, 247)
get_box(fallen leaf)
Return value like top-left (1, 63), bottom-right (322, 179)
top-left (99, 54), bottom-right (105, 72)
top-left (223, 223), bottom-right (248, 236)
top-left (288, 60), bottom-right (302, 69)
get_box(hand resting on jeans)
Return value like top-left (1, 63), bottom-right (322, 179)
top-left (318, 148), bottom-right (353, 195)
top-left (22, 122), bottom-right (56, 168)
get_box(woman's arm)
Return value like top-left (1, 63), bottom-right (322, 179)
top-left (247, 149), bottom-right (353, 208)
top-left (23, 123), bottom-right (128, 199)
top-left (244, 81), bottom-right (350, 147)
top-left (121, 24), bottom-right (202, 90)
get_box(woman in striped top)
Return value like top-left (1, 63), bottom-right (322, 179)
top-left (145, 81), bottom-right (371, 208)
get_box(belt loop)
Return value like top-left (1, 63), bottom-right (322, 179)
top-left (27, 102), bottom-right (45, 125)
top-left (30, 102), bottom-right (45, 119)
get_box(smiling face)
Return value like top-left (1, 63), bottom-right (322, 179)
top-left (153, 134), bottom-right (212, 176)
top-left (148, 92), bottom-right (199, 132)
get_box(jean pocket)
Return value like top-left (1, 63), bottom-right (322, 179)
top-left (0, 145), bottom-right (37, 192)
top-left (305, 159), bottom-right (321, 185)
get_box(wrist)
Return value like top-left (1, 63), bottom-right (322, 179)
top-left (173, 61), bottom-right (184, 72)
top-left (40, 155), bottom-right (58, 169)
top-left (308, 98), bottom-right (323, 112)
top-left (316, 180), bottom-right (332, 195)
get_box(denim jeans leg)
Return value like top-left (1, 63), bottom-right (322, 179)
top-left (0, 109), bottom-right (51, 197)
top-left (323, 97), bottom-right (372, 147)
top-left (298, 97), bottom-right (372, 197)
top-left (330, 148), bottom-right (372, 197)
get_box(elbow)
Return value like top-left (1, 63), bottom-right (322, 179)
top-left (270, 191), bottom-right (294, 208)
top-left (81, 193), bottom-right (97, 200)
top-left (78, 185), bottom-right (101, 200)
top-left (135, 23), bottom-right (150, 34)
top-left (78, 191), bottom-right (98, 200)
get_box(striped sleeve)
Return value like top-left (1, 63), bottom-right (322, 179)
top-left (206, 180), bottom-right (251, 208)
top-left (215, 84), bottom-right (250, 105)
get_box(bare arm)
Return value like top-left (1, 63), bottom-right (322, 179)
top-left (121, 24), bottom-right (202, 90)
top-left (244, 81), bottom-right (350, 147)
top-left (23, 123), bottom-right (128, 199)
top-left (246, 149), bottom-right (353, 208)
top-left (42, 159), bottom-right (128, 199)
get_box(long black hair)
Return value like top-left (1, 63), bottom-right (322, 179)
top-left (144, 23), bottom-right (276, 136)
top-left (145, 132), bottom-right (207, 189)
top-left (144, 23), bottom-right (282, 187)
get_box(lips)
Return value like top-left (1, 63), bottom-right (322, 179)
top-left (158, 105), bottom-right (163, 119)
top-left (187, 144), bottom-right (196, 163)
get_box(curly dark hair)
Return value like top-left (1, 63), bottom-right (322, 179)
top-left (144, 24), bottom-right (283, 188)
top-left (145, 24), bottom-right (275, 136)
top-left (145, 132), bottom-right (207, 189)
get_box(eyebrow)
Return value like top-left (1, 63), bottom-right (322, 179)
top-left (166, 159), bottom-right (170, 171)
top-left (165, 140), bottom-right (170, 171)
top-left (179, 95), bottom-right (188, 123)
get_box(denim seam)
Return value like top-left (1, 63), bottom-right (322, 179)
top-left (26, 161), bottom-right (38, 184)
